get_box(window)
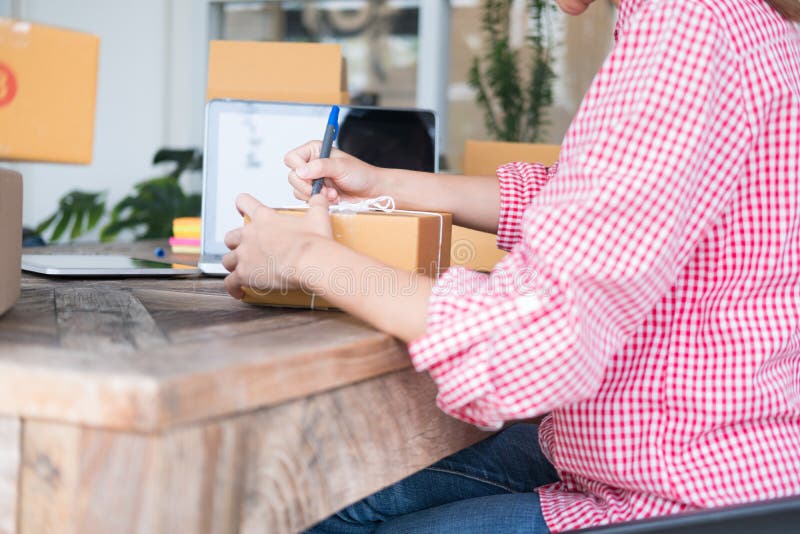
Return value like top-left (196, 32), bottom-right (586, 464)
top-left (215, 0), bottom-right (421, 108)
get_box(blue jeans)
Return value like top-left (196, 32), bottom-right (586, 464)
top-left (305, 424), bottom-right (559, 534)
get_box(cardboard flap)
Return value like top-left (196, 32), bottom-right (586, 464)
top-left (207, 40), bottom-right (344, 104)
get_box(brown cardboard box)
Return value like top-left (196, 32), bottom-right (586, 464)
top-left (453, 140), bottom-right (561, 272)
top-left (0, 19), bottom-right (99, 163)
top-left (0, 168), bottom-right (22, 316)
top-left (207, 41), bottom-right (348, 104)
top-left (242, 209), bottom-right (452, 309)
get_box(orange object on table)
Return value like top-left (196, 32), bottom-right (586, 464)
top-left (241, 208), bottom-right (451, 309)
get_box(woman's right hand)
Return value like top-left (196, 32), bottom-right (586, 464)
top-left (285, 140), bottom-right (383, 204)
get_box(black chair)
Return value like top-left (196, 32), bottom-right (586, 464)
top-left (579, 494), bottom-right (800, 533)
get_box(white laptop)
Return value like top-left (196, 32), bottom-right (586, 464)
top-left (199, 99), bottom-right (438, 275)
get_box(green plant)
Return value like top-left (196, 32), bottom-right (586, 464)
top-left (36, 148), bottom-right (202, 243)
top-left (35, 191), bottom-right (106, 242)
top-left (100, 149), bottom-right (202, 242)
top-left (468, 0), bottom-right (556, 142)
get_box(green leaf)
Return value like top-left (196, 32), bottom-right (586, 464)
top-left (35, 189), bottom-right (106, 243)
top-left (50, 211), bottom-right (71, 242)
top-left (87, 202), bottom-right (104, 230)
top-left (182, 193), bottom-right (202, 215)
top-left (154, 148), bottom-right (202, 178)
top-left (70, 208), bottom-right (86, 240)
top-left (99, 220), bottom-right (126, 243)
top-left (35, 212), bottom-right (59, 235)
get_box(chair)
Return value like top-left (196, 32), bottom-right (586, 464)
top-left (580, 494), bottom-right (800, 533)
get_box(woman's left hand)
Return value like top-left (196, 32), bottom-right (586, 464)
top-left (222, 193), bottom-right (333, 299)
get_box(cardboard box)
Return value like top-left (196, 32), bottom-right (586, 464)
top-left (0, 18), bottom-right (99, 163)
top-left (0, 168), bottom-right (21, 316)
top-left (207, 41), bottom-right (348, 104)
top-left (464, 140), bottom-right (561, 174)
top-left (454, 140), bottom-right (561, 272)
top-left (242, 209), bottom-right (452, 309)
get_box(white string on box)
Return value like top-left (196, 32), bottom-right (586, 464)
top-left (329, 195), bottom-right (396, 213)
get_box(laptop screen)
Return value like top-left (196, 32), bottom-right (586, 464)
top-left (202, 100), bottom-right (438, 256)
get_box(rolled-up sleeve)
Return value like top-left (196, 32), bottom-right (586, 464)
top-left (496, 162), bottom-right (556, 251)
top-left (408, 1), bottom-right (747, 430)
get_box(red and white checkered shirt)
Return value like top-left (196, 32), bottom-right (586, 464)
top-left (409, 0), bottom-right (800, 530)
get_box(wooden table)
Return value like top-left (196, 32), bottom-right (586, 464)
top-left (0, 241), bottom-right (488, 534)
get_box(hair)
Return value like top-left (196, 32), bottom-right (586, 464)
top-left (765, 0), bottom-right (800, 21)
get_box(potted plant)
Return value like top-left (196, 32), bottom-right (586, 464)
top-left (36, 148), bottom-right (202, 243)
top-left (468, 0), bottom-right (556, 142)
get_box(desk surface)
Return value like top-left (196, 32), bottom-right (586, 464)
top-left (0, 241), bottom-right (490, 533)
top-left (0, 240), bottom-right (412, 432)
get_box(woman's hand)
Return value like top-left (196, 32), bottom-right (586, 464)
top-left (222, 193), bottom-right (333, 299)
top-left (285, 141), bottom-right (383, 204)
top-left (223, 192), bottom-right (432, 343)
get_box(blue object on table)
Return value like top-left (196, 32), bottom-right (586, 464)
top-left (154, 247), bottom-right (166, 258)
top-left (311, 105), bottom-right (340, 196)
top-left (22, 228), bottom-right (46, 248)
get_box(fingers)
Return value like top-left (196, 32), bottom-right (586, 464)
top-left (307, 193), bottom-right (330, 210)
top-left (294, 185), bottom-right (339, 203)
top-left (296, 157), bottom-right (346, 184)
top-left (289, 170), bottom-right (342, 202)
top-left (224, 273), bottom-right (245, 300)
top-left (326, 187), bottom-right (339, 203)
top-left (222, 251), bottom-right (244, 299)
top-left (222, 250), bottom-right (237, 272)
top-left (288, 171), bottom-right (312, 200)
top-left (236, 193), bottom-right (272, 221)
top-left (224, 228), bottom-right (241, 250)
top-left (284, 140), bottom-right (322, 170)
top-left (306, 194), bottom-right (332, 237)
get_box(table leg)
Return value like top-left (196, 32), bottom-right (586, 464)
top-left (0, 417), bottom-right (20, 534)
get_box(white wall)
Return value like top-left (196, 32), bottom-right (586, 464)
top-left (10, 0), bottom-right (207, 236)
top-left (0, 1), bottom-right (15, 17)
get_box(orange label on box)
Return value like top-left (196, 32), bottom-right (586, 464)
top-left (0, 63), bottom-right (18, 107)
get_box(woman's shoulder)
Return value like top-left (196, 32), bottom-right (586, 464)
top-left (634, 0), bottom-right (794, 55)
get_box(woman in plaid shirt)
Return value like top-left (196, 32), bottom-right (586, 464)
top-left (224, 0), bottom-right (800, 531)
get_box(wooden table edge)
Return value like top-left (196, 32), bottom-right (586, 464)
top-left (0, 338), bottom-right (413, 433)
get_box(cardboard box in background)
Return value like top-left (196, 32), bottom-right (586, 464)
top-left (242, 209), bottom-right (452, 309)
top-left (0, 18), bottom-right (99, 163)
top-left (453, 140), bottom-right (561, 272)
top-left (207, 41), bottom-right (348, 104)
top-left (0, 168), bottom-right (22, 316)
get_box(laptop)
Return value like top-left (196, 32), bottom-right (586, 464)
top-left (199, 99), bottom-right (438, 275)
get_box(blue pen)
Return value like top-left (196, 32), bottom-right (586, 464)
top-left (311, 105), bottom-right (340, 196)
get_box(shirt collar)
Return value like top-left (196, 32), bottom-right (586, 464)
top-left (615, 0), bottom-right (647, 40)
